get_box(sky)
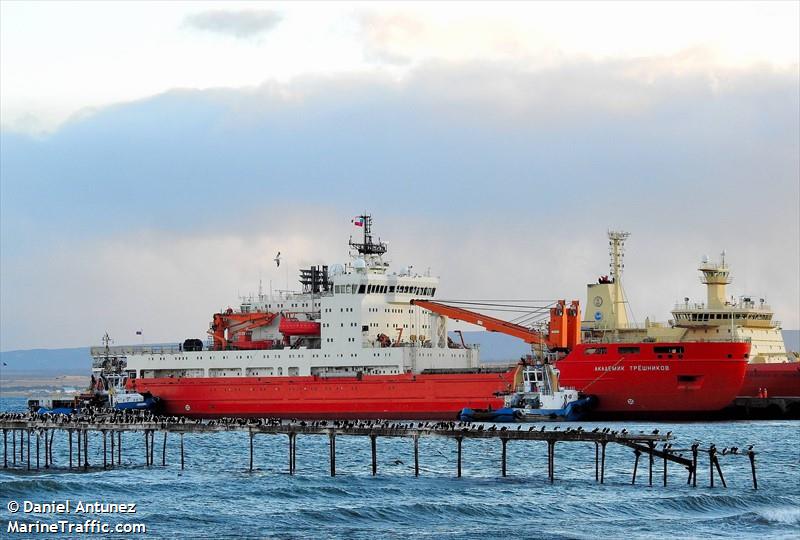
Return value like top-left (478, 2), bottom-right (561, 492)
top-left (1, 1), bottom-right (798, 350)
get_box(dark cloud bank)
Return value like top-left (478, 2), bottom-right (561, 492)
top-left (1, 57), bottom-right (798, 347)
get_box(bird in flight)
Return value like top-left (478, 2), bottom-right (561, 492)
top-left (274, 252), bottom-right (281, 267)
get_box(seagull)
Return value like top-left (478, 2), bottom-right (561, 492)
top-left (274, 251), bottom-right (281, 267)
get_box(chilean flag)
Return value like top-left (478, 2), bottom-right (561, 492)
top-left (352, 217), bottom-right (364, 227)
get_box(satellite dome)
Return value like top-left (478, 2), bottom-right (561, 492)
top-left (329, 263), bottom-right (345, 277)
top-left (353, 258), bottom-right (367, 270)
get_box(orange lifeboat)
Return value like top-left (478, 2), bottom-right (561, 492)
top-left (279, 317), bottom-right (321, 337)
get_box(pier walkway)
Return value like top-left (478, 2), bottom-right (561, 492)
top-left (0, 413), bottom-right (757, 489)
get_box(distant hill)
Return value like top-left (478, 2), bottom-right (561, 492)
top-left (1, 330), bottom-right (797, 377)
top-left (0, 347), bottom-right (90, 376)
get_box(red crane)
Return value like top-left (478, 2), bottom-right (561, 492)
top-left (410, 299), bottom-right (581, 350)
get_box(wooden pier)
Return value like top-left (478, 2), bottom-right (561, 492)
top-left (0, 413), bottom-right (758, 489)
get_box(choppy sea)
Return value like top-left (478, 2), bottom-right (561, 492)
top-left (0, 397), bottom-right (798, 539)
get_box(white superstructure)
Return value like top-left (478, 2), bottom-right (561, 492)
top-left (91, 216), bottom-right (479, 380)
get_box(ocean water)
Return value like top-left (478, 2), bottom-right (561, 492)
top-left (0, 397), bottom-right (798, 539)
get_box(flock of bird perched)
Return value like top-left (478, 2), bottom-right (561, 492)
top-left (0, 410), bottom-right (755, 459)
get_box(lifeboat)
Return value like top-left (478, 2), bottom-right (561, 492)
top-left (279, 318), bottom-right (321, 336)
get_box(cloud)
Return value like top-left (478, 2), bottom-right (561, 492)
top-left (1, 54), bottom-right (798, 348)
top-left (182, 9), bottom-right (282, 39)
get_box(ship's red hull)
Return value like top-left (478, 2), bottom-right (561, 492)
top-left (128, 342), bottom-right (750, 419)
top-left (556, 341), bottom-right (750, 416)
top-left (738, 362), bottom-right (800, 397)
top-left (129, 370), bottom-right (517, 420)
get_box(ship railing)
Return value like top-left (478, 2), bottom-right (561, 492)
top-left (89, 344), bottom-right (182, 357)
top-left (672, 302), bottom-right (773, 312)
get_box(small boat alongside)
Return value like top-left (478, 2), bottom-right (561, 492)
top-left (460, 363), bottom-right (596, 422)
top-left (27, 396), bottom-right (77, 415)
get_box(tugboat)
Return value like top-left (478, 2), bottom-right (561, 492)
top-left (93, 333), bottom-right (160, 412)
top-left (459, 362), bottom-right (596, 422)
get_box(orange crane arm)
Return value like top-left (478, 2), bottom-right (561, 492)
top-left (410, 300), bottom-right (547, 346)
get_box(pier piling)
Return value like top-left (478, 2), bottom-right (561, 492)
top-left (600, 441), bottom-right (606, 484)
top-left (69, 430), bottom-right (73, 469)
top-left (709, 445), bottom-right (716, 488)
top-left (4, 429), bottom-right (7, 468)
top-left (27, 430), bottom-right (31, 470)
top-left (162, 432), bottom-right (167, 466)
top-left (249, 432), bottom-right (254, 472)
top-left (456, 436), bottom-right (463, 478)
top-left (663, 447), bottom-right (668, 487)
top-left (36, 431), bottom-right (40, 469)
top-left (713, 453), bottom-right (726, 488)
top-left (329, 432), bottom-right (336, 477)
top-left (648, 442), bottom-right (654, 486)
top-left (103, 431), bottom-right (108, 469)
top-left (180, 433), bottom-right (184, 470)
top-left (83, 430), bottom-right (88, 469)
top-left (748, 450), bottom-right (757, 490)
top-left (501, 438), bottom-right (508, 477)
top-left (413, 434), bottom-right (419, 477)
top-left (631, 449), bottom-right (641, 485)
top-left (370, 434), bottom-right (377, 476)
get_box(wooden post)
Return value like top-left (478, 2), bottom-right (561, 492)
top-left (713, 455), bottom-right (726, 488)
top-left (180, 433), bottom-right (184, 470)
top-left (110, 429), bottom-right (115, 468)
top-left (595, 442), bottom-right (599, 482)
top-left (600, 441), bottom-right (606, 484)
top-left (149, 431), bottom-right (155, 466)
top-left (370, 434), bottom-right (377, 476)
top-left (329, 431), bottom-right (336, 477)
top-left (83, 430), bottom-right (88, 469)
top-left (36, 431), bottom-right (40, 469)
top-left (145, 431), bottom-right (150, 466)
top-left (663, 447), bottom-right (668, 487)
top-left (103, 431), bottom-right (108, 469)
top-left (631, 449), bottom-right (641, 485)
top-left (249, 431), bottom-right (254, 472)
top-left (162, 432), bottom-right (167, 467)
top-left (547, 440), bottom-right (556, 483)
top-left (456, 437), bottom-right (463, 478)
top-left (748, 450), bottom-right (757, 490)
top-left (76, 429), bottom-right (81, 466)
top-left (292, 433), bottom-right (297, 473)
top-left (709, 446), bottom-right (715, 487)
top-left (692, 444), bottom-right (698, 487)
top-left (413, 434), bottom-right (419, 477)
top-left (501, 438), bottom-right (508, 477)
top-left (3, 429), bottom-right (6, 468)
top-left (288, 433), bottom-right (294, 475)
top-left (12, 429), bottom-right (16, 465)
top-left (27, 430), bottom-right (31, 470)
top-left (48, 430), bottom-right (54, 467)
top-left (648, 442), bottom-right (654, 486)
top-left (117, 431), bottom-right (122, 465)
top-left (69, 430), bottom-right (73, 469)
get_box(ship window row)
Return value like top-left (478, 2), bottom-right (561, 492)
top-left (333, 284), bottom-right (436, 296)
top-left (675, 312), bottom-right (771, 321)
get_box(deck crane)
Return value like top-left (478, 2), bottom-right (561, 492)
top-left (209, 310), bottom-right (279, 350)
top-left (410, 299), bottom-right (582, 351)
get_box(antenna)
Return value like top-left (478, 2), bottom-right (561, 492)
top-left (349, 214), bottom-right (387, 257)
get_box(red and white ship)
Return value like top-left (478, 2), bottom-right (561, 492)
top-left (91, 218), bottom-right (751, 419)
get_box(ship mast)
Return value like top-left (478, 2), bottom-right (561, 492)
top-left (349, 214), bottom-right (388, 270)
top-left (608, 231), bottom-right (630, 329)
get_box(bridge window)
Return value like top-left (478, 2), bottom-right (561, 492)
top-left (619, 346), bottom-right (640, 355)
